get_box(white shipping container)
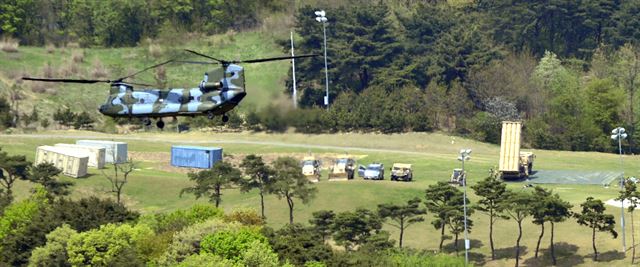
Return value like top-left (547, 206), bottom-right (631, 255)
top-left (75, 140), bottom-right (128, 164)
top-left (54, 144), bottom-right (106, 169)
top-left (35, 146), bottom-right (89, 178)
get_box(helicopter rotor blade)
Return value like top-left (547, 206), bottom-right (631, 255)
top-left (173, 60), bottom-right (216, 65)
top-left (24, 58), bottom-right (177, 86)
top-left (22, 77), bottom-right (155, 87)
top-left (184, 49), bottom-right (226, 64)
top-left (122, 81), bottom-right (155, 87)
top-left (231, 54), bottom-right (319, 64)
top-left (115, 59), bottom-right (175, 82)
top-left (21, 77), bottom-right (112, 84)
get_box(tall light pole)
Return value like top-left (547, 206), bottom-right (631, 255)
top-left (290, 31), bottom-right (297, 109)
top-left (315, 10), bottom-right (329, 109)
top-left (458, 148), bottom-right (472, 265)
top-left (612, 127), bottom-right (628, 252)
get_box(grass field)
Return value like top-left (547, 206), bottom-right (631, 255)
top-left (3, 130), bottom-right (640, 266)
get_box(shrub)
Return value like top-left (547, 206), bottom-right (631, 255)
top-left (40, 118), bottom-right (50, 129)
top-left (465, 112), bottom-right (501, 144)
top-left (71, 50), bottom-right (84, 63)
top-left (266, 224), bottom-right (333, 266)
top-left (241, 240), bottom-right (280, 267)
top-left (28, 224), bottom-right (78, 267)
top-left (66, 223), bottom-right (153, 266)
top-left (224, 208), bottom-right (264, 226)
top-left (0, 37), bottom-right (19, 53)
top-left (177, 253), bottom-right (237, 267)
top-left (148, 43), bottom-right (163, 58)
top-left (387, 249), bottom-right (466, 266)
top-left (45, 43), bottom-right (55, 54)
top-left (66, 42), bottom-right (80, 49)
top-left (91, 60), bottom-right (109, 79)
top-left (60, 60), bottom-right (81, 76)
top-left (30, 82), bottom-right (49, 94)
top-left (0, 186), bottom-right (48, 246)
top-left (259, 104), bottom-right (289, 132)
top-left (41, 62), bottom-right (55, 78)
top-left (159, 219), bottom-right (242, 265)
top-left (201, 228), bottom-right (268, 262)
top-left (155, 65), bottom-right (166, 87)
top-left (290, 108), bottom-right (327, 134)
top-left (142, 204), bottom-right (223, 233)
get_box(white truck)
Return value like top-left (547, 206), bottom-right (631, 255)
top-left (301, 156), bottom-right (321, 183)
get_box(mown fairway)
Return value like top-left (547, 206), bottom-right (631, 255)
top-left (4, 130), bottom-right (640, 266)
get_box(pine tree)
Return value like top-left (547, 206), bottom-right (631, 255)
top-left (472, 174), bottom-right (510, 260)
top-left (575, 197), bottom-right (618, 261)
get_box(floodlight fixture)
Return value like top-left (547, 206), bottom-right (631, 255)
top-left (314, 10), bottom-right (330, 109)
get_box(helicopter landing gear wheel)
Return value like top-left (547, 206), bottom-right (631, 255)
top-left (142, 118), bottom-right (151, 126)
top-left (207, 111), bottom-right (214, 120)
top-left (156, 119), bottom-right (165, 130)
top-left (222, 114), bottom-right (229, 123)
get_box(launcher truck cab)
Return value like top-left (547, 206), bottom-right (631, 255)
top-left (328, 155), bottom-right (356, 181)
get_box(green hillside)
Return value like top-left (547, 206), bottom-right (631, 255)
top-left (0, 30), bottom-right (292, 120)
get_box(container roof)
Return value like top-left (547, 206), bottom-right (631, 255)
top-left (56, 143), bottom-right (106, 150)
top-left (76, 140), bottom-right (127, 145)
top-left (38, 145), bottom-right (90, 158)
top-left (172, 145), bottom-right (222, 151)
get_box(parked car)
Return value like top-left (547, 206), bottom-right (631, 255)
top-left (362, 163), bottom-right (384, 180)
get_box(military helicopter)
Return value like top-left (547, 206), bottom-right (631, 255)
top-left (22, 50), bottom-right (317, 129)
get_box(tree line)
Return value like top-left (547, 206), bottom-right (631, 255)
top-left (0, 0), bottom-right (287, 47)
top-left (282, 2), bottom-right (640, 153)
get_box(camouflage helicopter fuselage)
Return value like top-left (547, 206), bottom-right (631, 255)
top-left (99, 64), bottom-right (246, 119)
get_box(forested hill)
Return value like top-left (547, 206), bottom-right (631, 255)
top-left (2, 1), bottom-right (640, 153)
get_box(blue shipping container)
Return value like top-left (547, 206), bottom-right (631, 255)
top-left (171, 145), bottom-right (223, 169)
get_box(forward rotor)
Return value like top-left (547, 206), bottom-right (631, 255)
top-left (184, 49), bottom-right (318, 65)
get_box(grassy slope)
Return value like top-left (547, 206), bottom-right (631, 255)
top-left (0, 30), bottom-right (291, 121)
top-left (4, 130), bottom-right (639, 266)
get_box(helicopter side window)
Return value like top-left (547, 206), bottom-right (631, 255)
top-left (139, 99), bottom-right (145, 104)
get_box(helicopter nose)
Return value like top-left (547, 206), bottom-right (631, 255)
top-left (98, 104), bottom-right (107, 114)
